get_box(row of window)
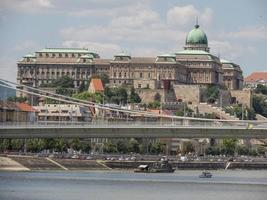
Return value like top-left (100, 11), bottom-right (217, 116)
top-left (38, 53), bottom-right (84, 58)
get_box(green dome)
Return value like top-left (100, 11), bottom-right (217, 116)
top-left (185, 24), bottom-right (208, 45)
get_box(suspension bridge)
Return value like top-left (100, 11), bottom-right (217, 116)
top-left (0, 79), bottom-right (267, 139)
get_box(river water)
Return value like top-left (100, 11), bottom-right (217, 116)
top-left (0, 170), bottom-right (266, 200)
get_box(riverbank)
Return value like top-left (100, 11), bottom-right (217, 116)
top-left (1, 155), bottom-right (267, 171)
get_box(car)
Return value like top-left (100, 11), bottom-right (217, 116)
top-left (86, 156), bottom-right (93, 160)
top-left (71, 155), bottom-right (79, 159)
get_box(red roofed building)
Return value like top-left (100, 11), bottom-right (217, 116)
top-left (16, 102), bottom-right (36, 112)
top-left (88, 79), bottom-right (104, 93)
top-left (245, 72), bottom-right (267, 87)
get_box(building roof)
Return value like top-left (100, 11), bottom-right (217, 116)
top-left (131, 57), bottom-right (155, 63)
top-left (245, 72), bottom-right (267, 82)
top-left (16, 103), bottom-right (36, 112)
top-left (186, 24), bottom-right (208, 45)
top-left (90, 79), bottom-right (104, 91)
top-left (36, 48), bottom-right (99, 58)
top-left (93, 58), bottom-right (111, 65)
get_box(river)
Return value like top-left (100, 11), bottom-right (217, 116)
top-left (0, 170), bottom-right (266, 200)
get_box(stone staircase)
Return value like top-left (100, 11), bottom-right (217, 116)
top-left (192, 103), bottom-right (239, 120)
top-left (163, 89), bottom-right (177, 102)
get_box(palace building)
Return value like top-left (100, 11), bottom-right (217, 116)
top-left (17, 23), bottom-right (244, 97)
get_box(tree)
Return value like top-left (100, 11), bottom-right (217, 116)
top-left (154, 93), bottom-right (161, 102)
top-left (255, 84), bottom-right (267, 95)
top-left (206, 85), bottom-right (219, 103)
top-left (103, 142), bottom-right (117, 153)
top-left (81, 143), bottom-right (91, 153)
top-left (8, 96), bottom-right (27, 103)
top-left (149, 141), bottom-right (164, 154)
top-left (71, 139), bottom-right (82, 151)
top-left (104, 87), bottom-right (128, 105)
top-left (129, 87), bottom-right (141, 103)
top-left (53, 76), bottom-right (74, 88)
top-left (147, 101), bottom-right (161, 109)
top-left (54, 138), bottom-right (68, 152)
top-left (72, 91), bottom-right (103, 103)
top-left (56, 87), bottom-right (74, 97)
top-left (116, 140), bottom-right (128, 153)
top-left (78, 81), bottom-right (88, 93)
top-left (253, 95), bottom-right (267, 117)
top-left (221, 138), bottom-right (237, 156)
top-left (127, 138), bottom-right (140, 153)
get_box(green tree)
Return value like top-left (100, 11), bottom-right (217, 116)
top-left (221, 138), bottom-right (237, 156)
top-left (72, 91), bottom-right (103, 103)
top-left (54, 138), bottom-right (68, 152)
top-left (78, 81), bottom-right (88, 93)
top-left (104, 87), bottom-right (128, 105)
top-left (53, 76), bottom-right (74, 88)
top-left (206, 85), bottom-right (219, 103)
top-left (103, 142), bottom-right (117, 153)
top-left (81, 143), bottom-right (91, 153)
top-left (127, 138), bottom-right (140, 153)
top-left (0, 139), bottom-right (11, 152)
top-left (8, 96), bottom-right (27, 103)
top-left (116, 140), bottom-right (128, 153)
top-left (129, 87), bottom-right (141, 103)
top-left (237, 145), bottom-right (249, 155)
top-left (252, 95), bottom-right (267, 117)
top-left (149, 141), bottom-right (164, 154)
top-left (255, 84), bottom-right (267, 95)
top-left (71, 139), bottom-right (82, 151)
top-left (147, 101), bottom-right (161, 109)
top-left (56, 87), bottom-right (74, 96)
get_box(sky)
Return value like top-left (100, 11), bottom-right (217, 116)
top-left (0, 0), bottom-right (267, 82)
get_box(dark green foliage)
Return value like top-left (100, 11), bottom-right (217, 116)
top-left (149, 141), bottom-right (165, 154)
top-left (255, 84), bottom-right (267, 95)
top-left (78, 81), bottom-right (88, 93)
top-left (116, 140), bottom-right (128, 153)
top-left (72, 91), bottom-right (103, 103)
top-left (104, 87), bottom-right (128, 105)
top-left (56, 87), bottom-right (74, 97)
top-left (206, 85), bottom-right (219, 103)
top-left (175, 106), bottom-right (194, 117)
top-left (127, 138), bottom-right (140, 153)
top-left (224, 104), bottom-right (256, 120)
top-left (205, 147), bottom-right (221, 155)
top-left (129, 87), bottom-right (141, 103)
top-left (147, 101), bottom-right (161, 109)
top-left (221, 138), bottom-right (237, 156)
top-left (252, 95), bottom-right (267, 117)
top-left (7, 96), bottom-right (27, 103)
top-left (103, 142), bottom-right (117, 153)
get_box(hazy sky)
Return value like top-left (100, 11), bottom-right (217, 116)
top-left (0, 0), bottom-right (266, 81)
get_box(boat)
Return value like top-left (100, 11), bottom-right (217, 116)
top-left (199, 171), bottom-right (212, 178)
top-left (134, 160), bottom-right (175, 173)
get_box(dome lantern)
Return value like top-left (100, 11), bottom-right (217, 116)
top-left (184, 23), bottom-right (210, 52)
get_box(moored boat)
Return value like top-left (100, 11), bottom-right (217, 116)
top-left (199, 171), bottom-right (212, 178)
top-left (134, 160), bottom-right (175, 173)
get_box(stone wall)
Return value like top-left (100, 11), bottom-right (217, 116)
top-left (133, 80), bottom-right (157, 90)
top-left (230, 89), bottom-right (252, 108)
top-left (173, 84), bottom-right (201, 105)
top-left (136, 89), bottom-right (163, 103)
